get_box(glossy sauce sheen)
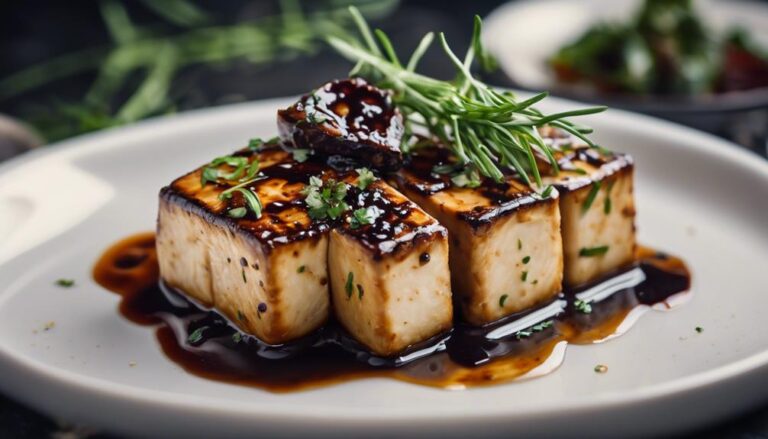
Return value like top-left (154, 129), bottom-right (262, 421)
top-left (277, 78), bottom-right (404, 171)
top-left (94, 233), bottom-right (691, 392)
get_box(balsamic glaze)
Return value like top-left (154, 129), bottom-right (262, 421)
top-left (94, 233), bottom-right (690, 392)
top-left (277, 78), bottom-right (404, 171)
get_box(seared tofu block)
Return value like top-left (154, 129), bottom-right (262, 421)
top-left (540, 128), bottom-right (636, 287)
top-left (392, 147), bottom-right (563, 326)
top-left (157, 146), bottom-right (332, 344)
top-left (328, 177), bottom-right (453, 356)
top-left (277, 78), bottom-right (404, 171)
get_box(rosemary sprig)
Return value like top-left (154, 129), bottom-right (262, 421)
top-left (328, 7), bottom-right (607, 186)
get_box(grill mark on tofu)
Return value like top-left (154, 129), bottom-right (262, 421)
top-left (393, 147), bottom-right (551, 231)
top-left (337, 179), bottom-right (447, 261)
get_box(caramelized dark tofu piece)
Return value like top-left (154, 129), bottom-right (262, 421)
top-left (157, 144), bottom-right (452, 353)
top-left (391, 147), bottom-right (564, 326)
top-left (156, 147), bottom-right (332, 344)
top-left (539, 127), bottom-right (636, 287)
top-left (328, 177), bottom-right (452, 357)
top-left (277, 78), bottom-right (404, 171)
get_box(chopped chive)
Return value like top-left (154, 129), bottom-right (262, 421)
top-left (356, 167), bottom-right (375, 190)
top-left (345, 272), bottom-right (354, 299)
top-left (582, 181), bottom-right (601, 213)
top-left (604, 180), bottom-right (615, 214)
top-left (573, 168), bottom-right (588, 175)
top-left (695, 326), bottom-right (703, 333)
top-left (515, 330), bottom-right (532, 339)
top-left (228, 207), bottom-right (247, 218)
top-left (297, 265), bottom-right (306, 273)
top-left (55, 279), bottom-right (75, 288)
top-left (574, 299), bottom-right (592, 314)
top-left (499, 294), bottom-right (508, 308)
top-left (594, 364), bottom-right (608, 373)
top-left (248, 138), bottom-right (264, 149)
top-left (541, 185), bottom-right (553, 199)
top-left (237, 310), bottom-right (246, 322)
top-left (521, 271), bottom-right (528, 282)
top-left (357, 284), bottom-right (364, 300)
top-left (232, 332), bottom-right (242, 344)
top-left (187, 326), bottom-right (207, 344)
top-left (241, 268), bottom-right (246, 283)
top-left (522, 256), bottom-right (531, 264)
top-left (517, 239), bottom-right (522, 250)
top-left (579, 246), bottom-right (609, 257)
top-left (292, 149), bottom-right (310, 163)
top-left (532, 279), bottom-right (539, 285)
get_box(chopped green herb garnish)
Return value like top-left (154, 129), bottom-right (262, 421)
top-left (292, 148), bottom-right (310, 163)
top-left (582, 181), bottom-right (601, 213)
top-left (516, 330), bottom-right (532, 339)
top-left (201, 155), bottom-right (260, 187)
top-left (604, 180), bottom-right (615, 214)
top-left (450, 166), bottom-right (481, 188)
top-left (499, 294), bottom-right (509, 308)
top-left (248, 136), bottom-right (279, 150)
top-left (348, 206), bottom-right (381, 229)
top-left (579, 246), bottom-right (609, 257)
top-left (237, 310), bottom-right (246, 322)
top-left (232, 332), bottom-right (242, 344)
top-left (432, 163), bottom-right (457, 175)
top-left (594, 364), bottom-right (608, 373)
top-left (521, 271), bottom-right (528, 282)
top-left (541, 185), bottom-right (554, 199)
top-left (248, 138), bottom-right (264, 149)
top-left (516, 320), bottom-right (553, 339)
top-left (573, 168), bottom-right (588, 175)
top-left (695, 326), bottom-right (703, 333)
top-left (532, 279), bottom-right (538, 285)
top-left (220, 186), bottom-right (263, 219)
top-left (574, 299), bottom-right (592, 314)
top-left (522, 256), bottom-right (531, 264)
top-left (227, 207), bottom-right (247, 218)
top-left (356, 167), bottom-right (375, 190)
top-left (297, 265), bottom-right (306, 273)
top-left (187, 326), bottom-right (208, 344)
top-left (345, 272), bottom-right (354, 299)
top-left (302, 176), bottom-right (350, 220)
top-left (357, 284), bottom-right (364, 300)
top-left (517, 239), bottom-right (522, 250)
top-left (55, 279), bottom-right (75, 288)
top-left (241, 268), bottom-right (246, 283)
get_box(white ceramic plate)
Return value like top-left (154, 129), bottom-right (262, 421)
top-left (0, 97), bottom-right (767, 438)
top-left (483, 0), bottom-right (768, 108)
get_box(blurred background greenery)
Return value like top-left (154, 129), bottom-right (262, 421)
top-left (0, 1), bottom-right (766, 437)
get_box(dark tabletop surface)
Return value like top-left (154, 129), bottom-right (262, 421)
top-left (0, 1), bottom-right (767, 437)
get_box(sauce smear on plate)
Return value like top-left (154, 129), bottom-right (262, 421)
top-left (94, 232), bottom-right (691, 392)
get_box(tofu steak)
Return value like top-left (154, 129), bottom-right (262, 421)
top-left (328, 177), bottom-right (453, 356)
top-left (540, 128), bottom-right (637, 287)
top-left (157, 147), bottom-right (331, 344)
top-left (392, 147), bottom-right (564, 326)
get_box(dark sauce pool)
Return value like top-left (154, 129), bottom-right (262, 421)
top-left (94, 232), bottom-right (691, 392)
